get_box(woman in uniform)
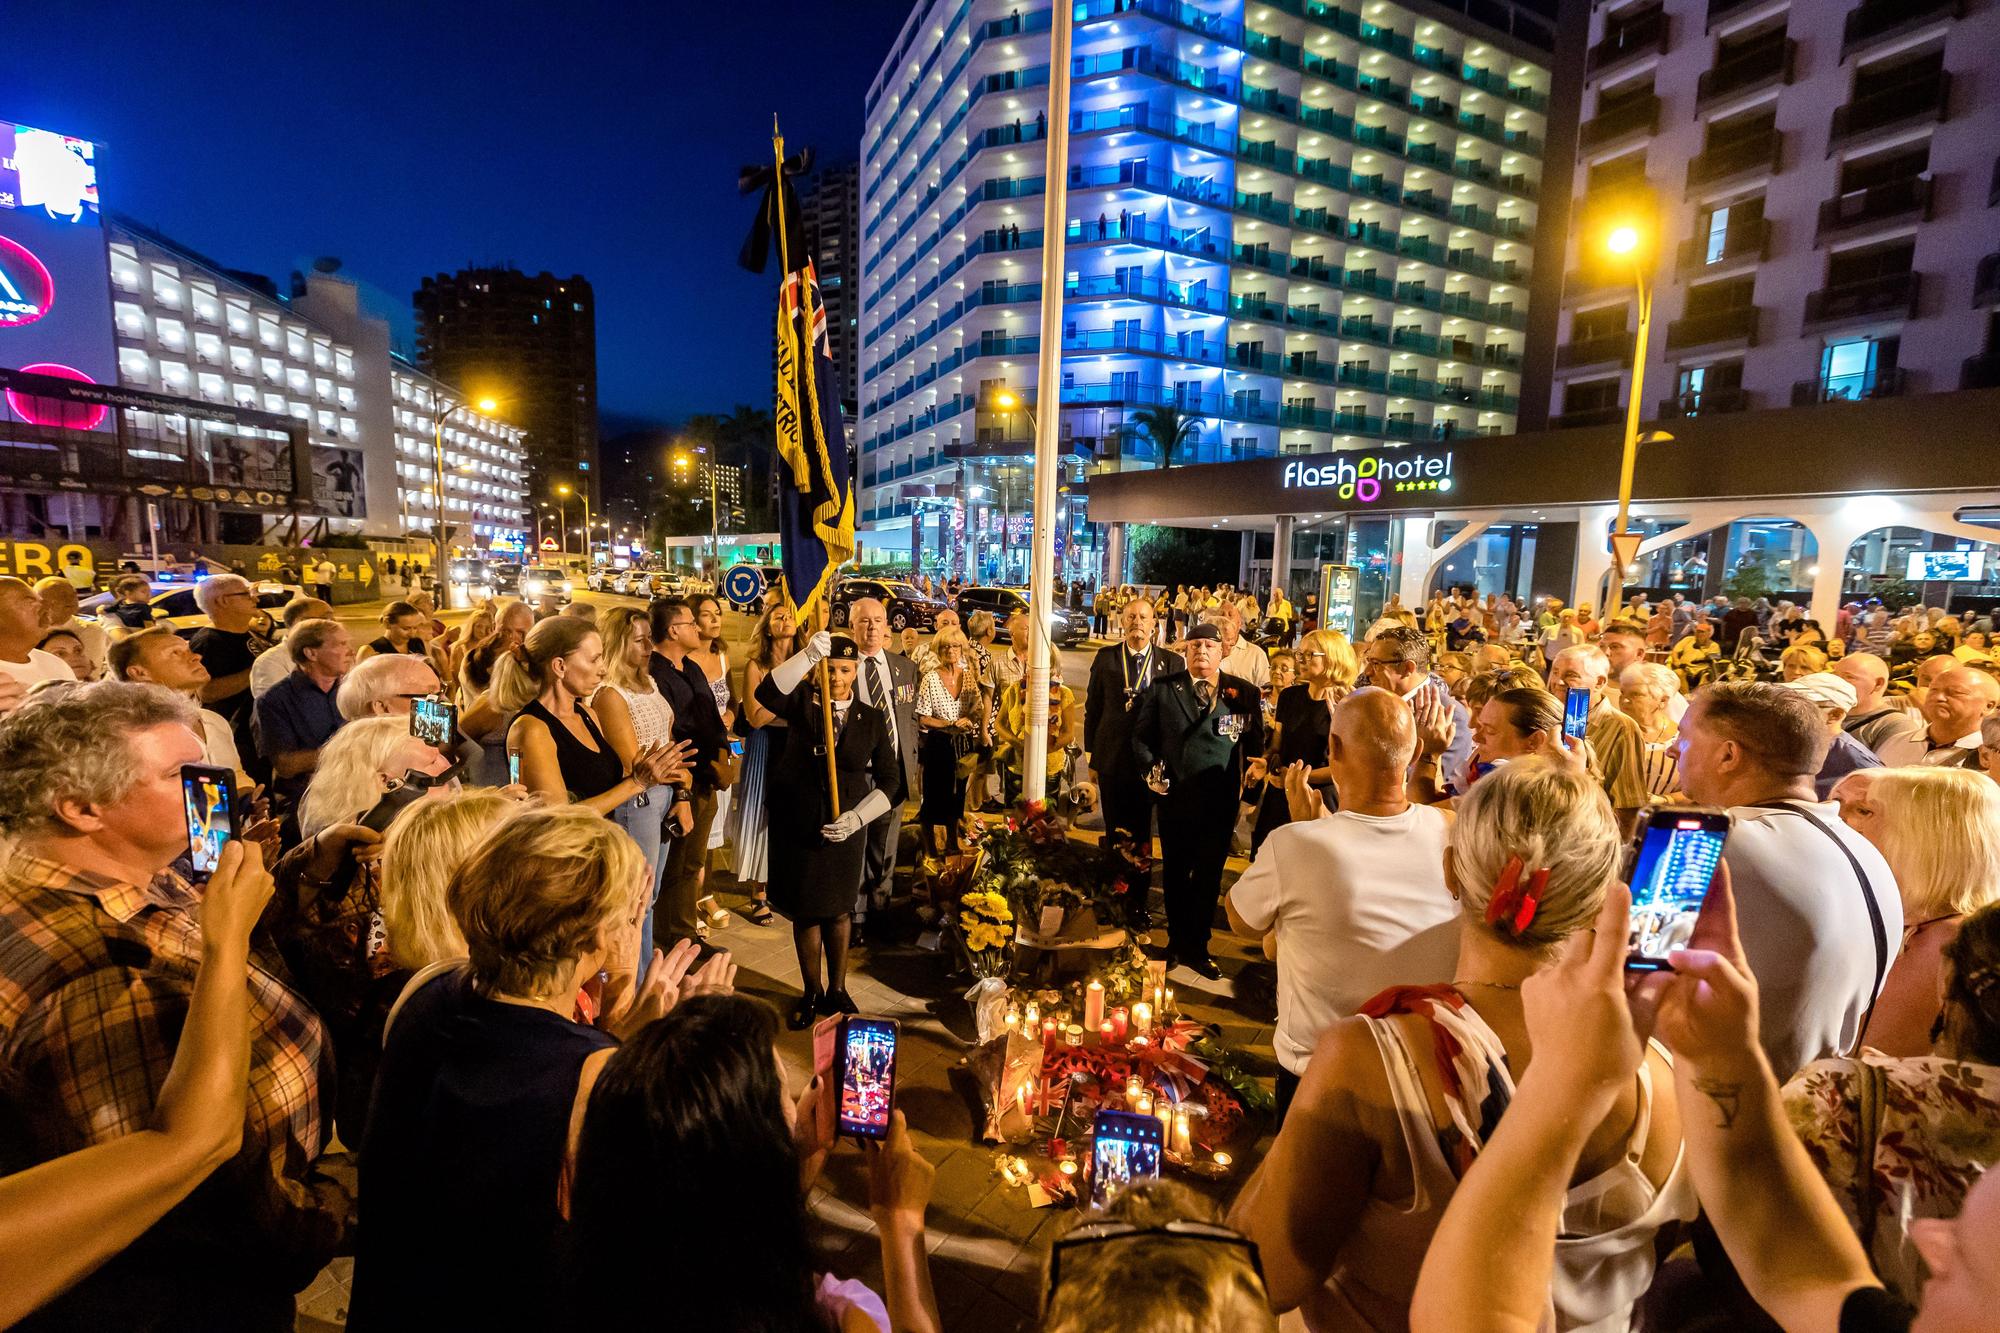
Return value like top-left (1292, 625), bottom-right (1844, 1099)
top-left (755, 629), bottom-right (901, 1028)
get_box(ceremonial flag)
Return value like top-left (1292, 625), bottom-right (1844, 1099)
top-left (739, 135), bottom-right (853, 624)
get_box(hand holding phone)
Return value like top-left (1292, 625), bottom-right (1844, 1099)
top-left (411, 695), bottom-right (457, 748)
top-left (1563, 687), bottom-right (1591, 744)
top-left (835, 1016), bottom-right (900, 1140)
top-left (1088, 1109), bottom-right (1165, 1209)
top-left (1625, 808), bottom-right (1730, 971)
top-left (181, 764), bottom-right (237, 877)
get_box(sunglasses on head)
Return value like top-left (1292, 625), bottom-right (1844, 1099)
top-left (1047, 1220), bottom-right (1263, 1303)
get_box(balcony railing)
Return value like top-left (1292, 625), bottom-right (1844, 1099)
top-left (1676, 219), bottom-right (1771, 272)
top-left (1829, 70), bottom-right (1951, 148)
top-left (1706, 0), bottom-right (1769, 28)
top-left (1802, 272), bottom-right (1921, 327)
top-left (1816, 175), bottom-right (1933, 242)
top-left (1554, 405), bottom-right (1626, 429)
top-left (1842, 0), bottom-right (1961, 60)
top-left (1659, 387), bottom-right (1751, 418)
top-left (1962, 353), bottom-right (2000, 390)
top-left (1588, 7), bottom-right (1668, 75)
top-left (1556, 332), bottom-right (1635, 369)
top-left (1686, 129), bottom-right (1781, 189)
top-left (1696, 37), bottom-right (1793, 107)
top-left (1579, 92), bottom-right (1662, 149)
top-left (1976, 253), bottom-right (2000, 309)
top-left (1792, 367), bottom-right (1907, 405)
top-left (1665, 304), bottom-right (1760, 349)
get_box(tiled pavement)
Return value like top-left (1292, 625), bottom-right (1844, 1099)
top-left (295, 818), bottom-right (1280, 1330)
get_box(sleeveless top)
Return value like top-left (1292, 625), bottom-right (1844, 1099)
top-left (1310, 986), bottom-right (1695, 1333)
top-left (603, 683), bottom-right (675, 751)
top-left (518, 698), bottom-right (624, 802)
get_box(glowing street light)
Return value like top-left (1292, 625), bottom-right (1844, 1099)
top-left (1599, 217), bottom-right (1672, 592)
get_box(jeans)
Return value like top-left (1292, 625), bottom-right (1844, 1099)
top-left (610, 784), bottom-right (675, 970)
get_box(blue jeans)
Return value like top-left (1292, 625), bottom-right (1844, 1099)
top-left (610, 785), bottom-right (674, 972)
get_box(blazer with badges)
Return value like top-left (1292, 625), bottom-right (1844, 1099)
top-left (755, 674), bottom-right (901, 827)
top-left (1085, 641), bottom-right (1184, 776)
top-left (1130, 670), bottom-right (1264, 801)
top-left (853, 648), bottom-right (920, 804)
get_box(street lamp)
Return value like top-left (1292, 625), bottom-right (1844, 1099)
top-left (556, 482), bottom-right (593, 566)
top-left (986, 389), bottom-right (1037, 582)
top-left (430, 391), bottom-right (508, 610)
top-left (1600, 219), bottom-right (1674, 600)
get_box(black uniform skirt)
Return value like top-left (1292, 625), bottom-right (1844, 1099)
top-left (764, 774), bottom-right (868, 920)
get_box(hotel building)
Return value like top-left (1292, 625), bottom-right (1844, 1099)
top-left (856, 0), bottom-right (1564, 584)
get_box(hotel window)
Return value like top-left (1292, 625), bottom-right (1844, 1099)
top-left (194, 332), bottom-right (225, 365)
top-left (150, 270), bottom-right (184, 308)
top-left (118, 347), bottom-right (152, 383)
top-left (1674, 361), bottom-right (1743, 414)
top-left (1819, 336), bottom-right (1899, 401)
top-left (1697, 198), bottom-right (1764, 264)
top-left (227, 302), bottom-right (252, 336)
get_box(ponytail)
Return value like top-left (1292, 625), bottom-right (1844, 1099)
top-left (490, 615), bottom-right (597, 713)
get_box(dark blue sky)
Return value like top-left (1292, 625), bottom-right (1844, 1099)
top-left (11, 0), bottom-right (912, 426)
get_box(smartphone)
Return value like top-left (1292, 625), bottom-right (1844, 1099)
top-left (1563, 686), bottom-right (1591, 743)
top-left (729, 737), bottom-right (746, 759)
top-left (1625, 808), bottom-right (1731, 971)
top-left (812, 1016), bottom-right (841, 1144)
top-left (835, 1016), bottom-right (900, 1140)
top-left (1088, 1109), bottom-right (1165, 1209)
top-left (507, 748), bottom-right (522, 786)
top-left (181, 763), bottom-right (236, 877)
top-left (411, 695), bottom-right (457, 748)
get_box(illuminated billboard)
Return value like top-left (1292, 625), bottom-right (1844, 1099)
top-left (0, 119), bottom-right (117, 404)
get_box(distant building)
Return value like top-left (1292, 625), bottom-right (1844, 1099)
top-left (598, 428), bottom-right (671, 536)
top-left (413, 266), bottom-right (599, 510)
top-left (799, 160), bottom-right (862, 415)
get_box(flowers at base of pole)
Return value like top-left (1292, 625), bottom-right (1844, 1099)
top-left (958, 888), bottom-right (1017, 973)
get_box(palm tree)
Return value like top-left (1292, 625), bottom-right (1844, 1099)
top-left (1120, 404), bottom-right (1204, 470)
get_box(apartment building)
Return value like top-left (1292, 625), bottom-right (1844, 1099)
top-left (1555, 0), bottom-right (2000, 426)
top-left (857, 0), bottom-right (1563, 584)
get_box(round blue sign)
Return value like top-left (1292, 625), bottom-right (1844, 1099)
top-left (723, 563), bottom-right (766, 609)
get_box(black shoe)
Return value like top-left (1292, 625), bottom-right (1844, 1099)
top-left (822, 988), bottom-right (859, 1016)
top-left (788, 992), bottom-right (820, 1030)
top-left (1183, 955), bottom-right (1223, 982)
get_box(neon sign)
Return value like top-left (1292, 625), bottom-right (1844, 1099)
top-left (0, 235), bottom-right (53, 326)
top-left (1281, 451), bottom-right (1455, 503)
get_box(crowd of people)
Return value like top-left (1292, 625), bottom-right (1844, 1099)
top-left (0, 559), bottom-right (1995, 1332)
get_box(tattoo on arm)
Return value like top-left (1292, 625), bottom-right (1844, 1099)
top-left (1692, 1077), bottom-right (1743, 1129)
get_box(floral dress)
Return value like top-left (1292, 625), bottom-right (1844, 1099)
top-left (1784, 1052), bottom-right (2000, 1303)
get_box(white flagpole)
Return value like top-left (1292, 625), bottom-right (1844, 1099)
top-left (1024, 0), bottom-right (1073, 806)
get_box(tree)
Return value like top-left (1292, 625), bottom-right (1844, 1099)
top-left (1120, 405), bottom-right (1204, 469)
top-left (1127, 524), bottom-right (1234, 588)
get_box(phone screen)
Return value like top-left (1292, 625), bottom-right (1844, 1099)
top-left (507, 749), bottom-right (522, 786)
top-left (181, 764), bottom-right (236, 876)
top-left (1626, 810), bottom-right (1730, 970)
top-left (1089, 1109), bottom-right (1165, 1209)
top-left (1563, 687), bottom-right (1591, 743)
top-left (836, 1016), bottom-right (899, 1139)
top-left (411, 695), bottom-right (456, 748)
top-left (729, 737), bottom-right (745, 758)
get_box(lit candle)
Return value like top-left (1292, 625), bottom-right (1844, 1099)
top-left (1019, 1081), bottom-right (1036, 1115)
top-left (1134, 1093), bottom-right (1153, 1115)
top-left (1163, 987), bottom-right (1175, 1020)
top-left (1002, 1009), bottom-right (1020, 1036)
top-left (1064, 1024), bottom-right (1085, 1048)
top-left (1172, 1105), bottom-right (1192, 1157)
top-left (1110, 1006), bottom-right (1130, 1042)
top-left (1130, 1035), bottom-right (1150, 1049)
top-left (1155, 1096), bottom-right (1174, 1141)
top-left (1057, 1159), bottom-right (1077, 1177)
top-left (1131, 1001), bottom-right (1153, 1035)
top-left (1212, 1151), bottom-right (1233, 1169)
top-left (1125, 1075), bottom-right (1144, 1102)
top-left (1099, 1020), bottom-right (1115, 1045)
top-left (1023, 1000), bottom-right (1040, 1028)
top-left (1084, 979), bottom-right (1106, 1031)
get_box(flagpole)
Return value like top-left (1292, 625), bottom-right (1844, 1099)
top-left (1023, 0), bottom-right (1074, 806)
top-left (774, 116), bottom-right (843, 818)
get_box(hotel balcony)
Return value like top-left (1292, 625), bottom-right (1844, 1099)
top-left (1801, 271), bottom-right (1921, 329)
top-left (1829, 70), bottom-right (1950, 149)
top-left (1816, 176), bottom-right (1932, 243)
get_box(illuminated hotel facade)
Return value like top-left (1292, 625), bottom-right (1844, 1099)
top-left (855, 0), bottom-right (1563, 584)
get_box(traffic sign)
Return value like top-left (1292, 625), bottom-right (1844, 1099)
top-left (723, 563), bottom-right (766, 610)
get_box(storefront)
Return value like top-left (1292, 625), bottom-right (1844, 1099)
top-left (1086, 387), bottom-right (2000, 630)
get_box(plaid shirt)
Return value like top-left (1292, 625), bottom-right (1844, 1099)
top-left (0, 844), bottom-right (340, 1266)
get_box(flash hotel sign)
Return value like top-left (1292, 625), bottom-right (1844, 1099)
top-left (1281, 449), bottom-right (1455, 503)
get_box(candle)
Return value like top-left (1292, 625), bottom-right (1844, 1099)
top-left (1134, 1093), bottom-right (1153, 1115)
top-left (1110, 1006), bottom-right (1129, 1042)
top-left (1212, 1151), bottom-right (1233, 1169)
top-left (1163, 987), bottom-right (1175, 1020)
top-left (1131, 1001), bottom-right (1153, 1035)
top-left (1130, 1035), bottom-right (1150, 1049)
top-left (1057, 1159), bottom-right (1078, 1177)
top-left (1019, 1081), bottom-right (1036, 1115)
top-left (1172, 1105), bottom-right (1192, 1157)
top-left (1125, 1075), bottom-right (1144, 1102)
top-left (1064, 1024), bottom-right (1085, 1048)
top-left (1023, 1000), bottom-right (1039, 1026)
top-left (1003, 1010), bottom-right (1020, 1035)
top-left (1155, 1096), bottom-right (1174, 1141)
top-left (1099, 1020), bottom-right (1115, 1046)
top-left (1083, 979), bottom-right (1106, 1031)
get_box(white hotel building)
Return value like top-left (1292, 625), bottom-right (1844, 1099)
top-left (856, 0), bottom-right (1561, 583)
top-left (104, 220), bottom-right (528, 550)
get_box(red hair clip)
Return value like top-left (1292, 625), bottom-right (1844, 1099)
top-left (1484, 856), bottom-right (1551, 936)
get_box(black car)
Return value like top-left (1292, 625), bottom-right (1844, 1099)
top-left (829, 578), bottom-right (948, 632)
top-left (955, 585), bottom-right (1087, 646)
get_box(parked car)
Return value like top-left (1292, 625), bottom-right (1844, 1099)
top-left (955, 585), bottom-right (1087, 646)
top-left (829, 577), bottom-right (948, 632)
top-left (585, 566), bottom-right (615, 592)
top-left (81, 582), bottom-right (294, 633)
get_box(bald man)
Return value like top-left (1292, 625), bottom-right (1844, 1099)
top-left (1225, 687), bottom-right (1456, 1122)
top-left (1833, 652), bottom-right (1927, 766)
top-left (1919, 666), bottom-right (2000, 769)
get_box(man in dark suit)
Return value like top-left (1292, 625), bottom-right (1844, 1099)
top-left (1131, 622), bottom-right (1264, 982)
top-left (1085, 596), bottom-right (1183, 848)
top-left (846, 596), bottom-right (919, 941)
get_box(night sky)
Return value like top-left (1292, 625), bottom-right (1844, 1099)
top-left (10, 0), bottom-right (913, 426)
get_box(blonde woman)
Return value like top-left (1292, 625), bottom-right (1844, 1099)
top-left (1855, 767), bottom-right (2000, 1056)
top-left (1781, 643), bottom-right (1829, 682)
top-left (1234, 760), bottom-right (1692, 1330)
top-left (915, 625), bottom-right (985, 855)
top-left (1252, 628), bottom-right (1357, 851)
top-left (596, 606), bottom-right (696, 964)
top-left (378, 788), bottom-right (519, 972)
top-left (1617, 662), bottom-right (1684, 801)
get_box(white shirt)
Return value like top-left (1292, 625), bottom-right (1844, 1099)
top-left (1221, 638), bottom-right (1271, 688)
top-left (250, 642), bottom-right (294, 699)
top-left (1228, 803), bottom-right (1457, 1074)
top-left (314, 561), bottom-right (336, 583)
top-left (195, 704), bottom-right (245, 778)
top-left (0, 649), bottom-right (76, 690)
top-left (857, 650), bottom-right (899, 752)
top-left (1723, 798), bottom-right (1903, 1080)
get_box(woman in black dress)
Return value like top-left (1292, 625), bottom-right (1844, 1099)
top-left (754, 630), bottom-right (900, 1028)
top-left (1250, 627), bottom-right (1359, 851)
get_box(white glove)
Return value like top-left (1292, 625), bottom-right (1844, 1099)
top-left (804, 630), bottom-right (834, 663)
top-left (821, 810), bottom-right (864, 842)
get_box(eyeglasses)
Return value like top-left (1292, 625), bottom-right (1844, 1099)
top-left (1047, 1220), bottom-right (1263, 1303)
